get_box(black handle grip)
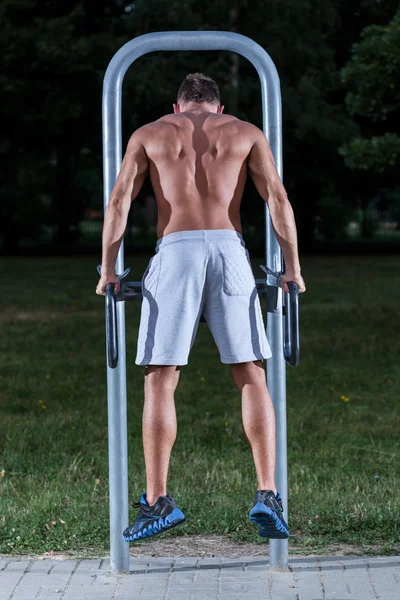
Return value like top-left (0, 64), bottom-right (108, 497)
top-left (106, 283), bottom-right (118, 369)
top-left (283, 282), bottom-right (300, 367)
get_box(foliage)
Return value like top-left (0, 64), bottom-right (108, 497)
top-left (1, 0), bottom-right (399, 252)
top-left (340, 133), bottom-right (400, 172)
top-left (339, 9), bottom-right (400, 173)
top-left (0, 0), bottom-right (133, 251)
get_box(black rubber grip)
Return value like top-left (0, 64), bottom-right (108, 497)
top-left (283, 282), bottom-right (300, 367)
top-left (106, 283), bottom-right (118, 369)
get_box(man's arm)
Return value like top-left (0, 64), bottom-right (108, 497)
top-left (100, 130), bottom-right (148, 279)
top-left (247, 127), bottom-right (305, 292)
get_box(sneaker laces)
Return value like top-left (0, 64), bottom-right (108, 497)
top-left (258, 490), bottom-right (284, 513)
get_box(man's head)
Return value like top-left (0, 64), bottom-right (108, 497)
top-left (174, 73), bottom-right (224, 114)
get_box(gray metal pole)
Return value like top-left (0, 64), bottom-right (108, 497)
top-left (262, 78), bottom-right (288, 573)
top-left (102, 67), bottom-right (130, 575)
top-left (102, 30), bottom-right (287, 574)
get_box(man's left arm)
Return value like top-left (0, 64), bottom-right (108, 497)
top-left (96, 130), bottom-right (148, 296)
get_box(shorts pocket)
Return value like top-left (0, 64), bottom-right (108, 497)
top-left (142, 253), bottom-right (161, 297)
top-left (222, 252), bottom-right (255, 296)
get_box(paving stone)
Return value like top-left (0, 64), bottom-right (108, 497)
top-left (34, 592), bottom-right (65, 600)
top-left (49, 560), bottom-right (79, 574)
top-left (115, 596), bottom-right (165, 600)
top-left (244, 559), bottom-right (269, 572)
top-left (174, 594), bottom-right (219, 600)
top-left (75, 559), bottom-right (103, 572)
top-left (0, 568), bottom-right (27, 600)
top-left (29, 561), bottom-right (56, 573)
top-left (365, 558), bottom-right (400, 600)
top-left (0, 554), bottom-right (399, 599)
top-left (3, 560), bottom-right (31, 573)
top-left (10, 591), bottom-right (44, 600)
top-left (290, 560), bottom-right (323, 600)
top-left (0, 560), bottom-right (10, 572)
top-left (319, 558), bottom-right (377, 600)
top-left (269, 569), bottom-right (299, 599)
top-left (319, 575), bottom-right (354, 598)
top-left (220, 595), bottom-right (268, 600)
top-left (173, 558), bottom-right (202, 568)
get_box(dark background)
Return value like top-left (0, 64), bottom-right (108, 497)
top-left (1, 0), bottom-right (399, 256)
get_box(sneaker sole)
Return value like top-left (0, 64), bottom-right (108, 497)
top-left (249, 503), bottom-right (290, 539)
top-left (123, 508), bottom-right (186, 542)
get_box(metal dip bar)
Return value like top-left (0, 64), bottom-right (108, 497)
top-left (97, 265), bottom-right (300, 370)
top-left (100, 30), bottom-right (297, 574)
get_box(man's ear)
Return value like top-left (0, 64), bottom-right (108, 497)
top-left (173, 103), bottom-right (181, 114)
top-left (217, 105), bottom-right (225, 114)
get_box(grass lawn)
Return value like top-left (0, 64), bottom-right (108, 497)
top-left (0, 254), bottom-right (399, 557)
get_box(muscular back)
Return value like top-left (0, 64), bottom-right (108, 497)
top-left (102, 106), bottom-right (304, 291)
top-left (109, 110), bottom-right (283, 241)
top-left (140, 113), bottom-right (258, 238)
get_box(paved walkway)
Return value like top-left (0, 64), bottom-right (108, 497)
top-left (1, 554), bottom-right (399, 599)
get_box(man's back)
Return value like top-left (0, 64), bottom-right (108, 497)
top-left (140, 112), bottom-right (257, 238)
top-left (97, 71), bottom-right (305, 299)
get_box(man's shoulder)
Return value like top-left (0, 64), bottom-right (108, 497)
top-left (132, 119), bottom-right (169, 138)
top-left (131, 114), bottom-right (263, 142)
top-left (217, 115), bottom-right (262, 138)
top-left (232, 118), bottom-right (263, 137)
top-left (128, 117), bottom-right (172, 140)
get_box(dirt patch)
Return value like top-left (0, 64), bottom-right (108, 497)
top-left (126, 535), bottom-right (397, 559)
top-left (3, 536), bottom-right (397, 561)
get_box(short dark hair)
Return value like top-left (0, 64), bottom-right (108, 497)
top-left (177, 73), bottom-right (220, 105)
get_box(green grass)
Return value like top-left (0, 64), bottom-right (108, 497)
top-left (0, 254), bottom-right (399, 556)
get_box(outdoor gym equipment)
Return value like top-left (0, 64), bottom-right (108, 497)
top-left (97, 265), bottom-right (299, 370)
top-left (99, 31), bottom-right (300, 575)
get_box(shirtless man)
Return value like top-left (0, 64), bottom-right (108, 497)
top-left (96, 73), bottom-right (306, 543)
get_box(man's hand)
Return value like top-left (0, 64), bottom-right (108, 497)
top-left (96, 273), bottom-right (121, 296)
top-left (281, 271), bottom-right (306, 294)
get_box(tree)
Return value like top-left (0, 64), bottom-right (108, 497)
top-left (339, 9), bottom-right (400, 172)
top-left (0, 0), bottom-right (134, 252)
top-left (2, 0), bottom-right (396, 252)
top-left (120, 0), bottom-right (358, 250)
top-left (338, 8), bottom-right (400, 235)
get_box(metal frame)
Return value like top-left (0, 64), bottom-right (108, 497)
top-left (102, 31), bottom-right (290, 574)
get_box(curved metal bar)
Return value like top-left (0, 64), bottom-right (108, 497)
top-left (103, 34), bottom-right (281, 226)
top-left (102, 30), bottom-right (287, 573)
top-left (283, 283), bottom-right (299, 367)
top-left (105, 283), bottom-right (118, 369)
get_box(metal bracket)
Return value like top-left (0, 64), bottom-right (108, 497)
top-left (259, 264), bottom-right (282, 313)
top-left (259, 264), bottom-right (282, 288)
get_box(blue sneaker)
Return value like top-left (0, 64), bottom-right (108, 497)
top-left (249, 490), bottom-right (290, 539)
top-left (123, 492), bottom-right (186, 542)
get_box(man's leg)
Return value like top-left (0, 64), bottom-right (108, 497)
top-left (231, 360), bottom-right (277, 495)
top-left (142, 365), bottom-right (181, 506)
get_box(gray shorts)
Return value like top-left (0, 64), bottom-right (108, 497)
top-left (135, 229), bottom-right (272, 366)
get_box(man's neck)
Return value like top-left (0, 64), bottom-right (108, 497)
top-left (181, 102), bottom-right (217, 114)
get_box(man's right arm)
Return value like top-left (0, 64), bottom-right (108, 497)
top-left (247, 127), bottom-right (305, 293)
